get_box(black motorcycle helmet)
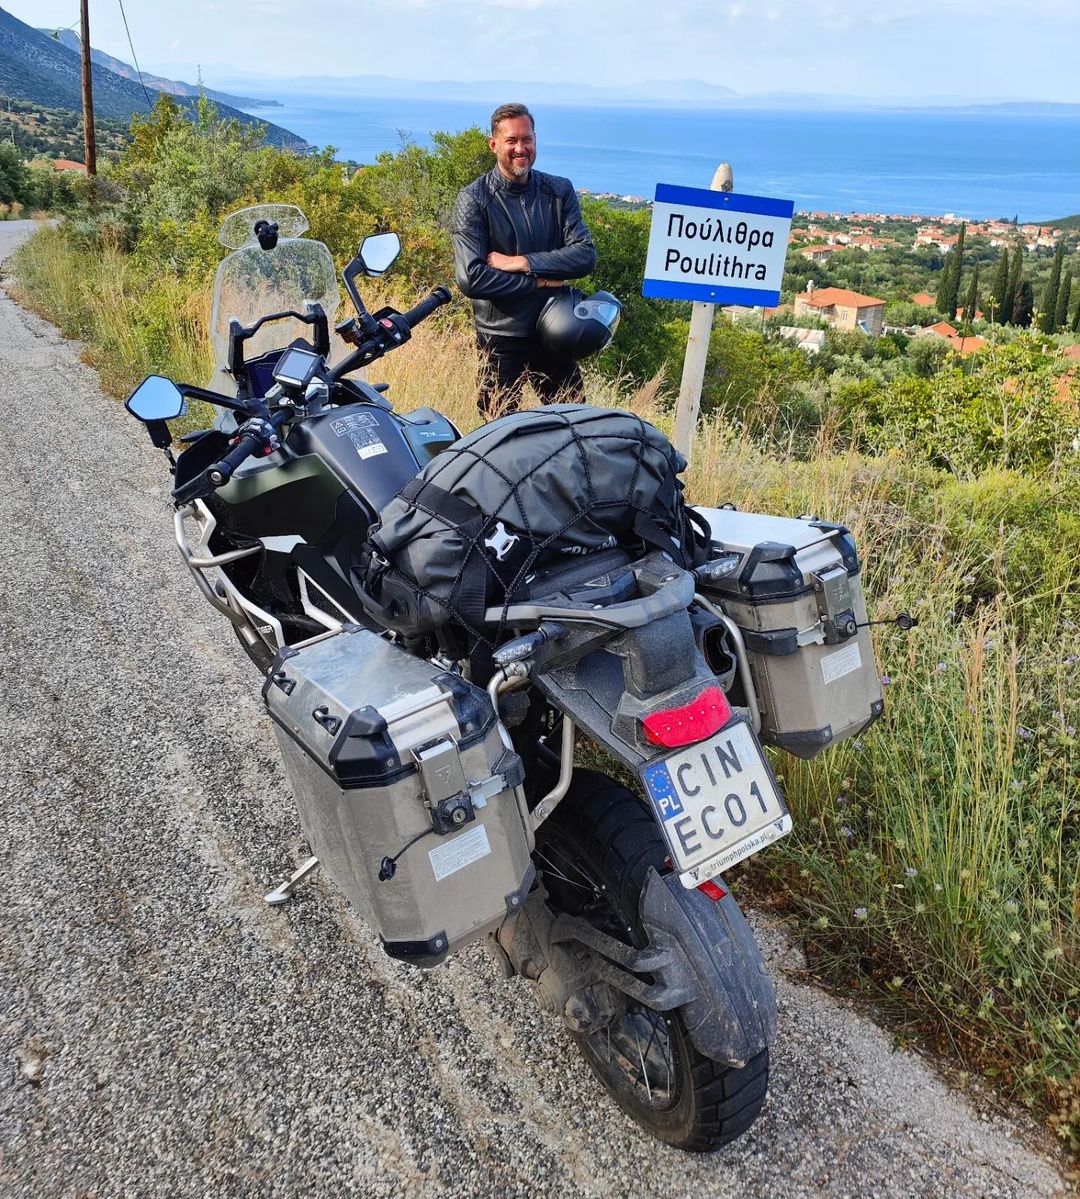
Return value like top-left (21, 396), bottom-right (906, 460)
top-left (536, 288), bottom-right (622, 361)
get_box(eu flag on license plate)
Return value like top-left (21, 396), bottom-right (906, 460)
top-left (643, 760), bottom-right (684, 822)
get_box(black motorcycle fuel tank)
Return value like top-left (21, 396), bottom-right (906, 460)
top-left (288, 403), bottom-right (456, 515)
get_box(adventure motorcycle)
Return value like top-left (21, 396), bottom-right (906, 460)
top-left (127, 204), bottom-right (885, 1150)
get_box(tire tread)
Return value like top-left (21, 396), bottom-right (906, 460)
top-left (539, 768), bottom-right (770, 1151)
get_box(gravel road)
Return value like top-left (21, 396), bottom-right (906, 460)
top-left (0, 219), bottom-right (1070, 1199)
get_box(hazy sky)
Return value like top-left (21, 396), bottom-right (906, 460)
top-left (12, 0), bottom-right (1080, 102)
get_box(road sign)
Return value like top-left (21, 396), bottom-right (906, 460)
top-left (643, 185), bottom-right (794, 308)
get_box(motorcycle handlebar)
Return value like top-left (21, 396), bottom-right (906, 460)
top-left (327, 285), bottom-right (452, 384)
top-left (401, 286), bottom-right (453, 329)
top-left (206, 430), bottom-right (266, 487)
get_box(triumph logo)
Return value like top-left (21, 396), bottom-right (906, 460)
top-left (484, 521), bottom-right (520, 562)
top-left (559, 535), bottom-right (617, 556)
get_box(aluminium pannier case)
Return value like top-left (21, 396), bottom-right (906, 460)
top-left (262, 624), bottom-right (534, 966)
top-left (695, 509), bottom-right (884, 759)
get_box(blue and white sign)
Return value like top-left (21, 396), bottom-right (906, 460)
top-left (643, 185), bottom-right (794, 307)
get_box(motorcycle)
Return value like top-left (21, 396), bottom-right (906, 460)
top-left (127, 204), bottom-right (885, 1150)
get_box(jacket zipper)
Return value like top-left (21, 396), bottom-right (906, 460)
top-left (519, 193), bottom-right (535, 247)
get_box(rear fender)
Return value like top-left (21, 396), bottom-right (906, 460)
top-left (639, 866), bottom-right (776, 1066)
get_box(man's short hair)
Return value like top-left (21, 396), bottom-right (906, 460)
top-left (490, 103), bottom-right (534, 135)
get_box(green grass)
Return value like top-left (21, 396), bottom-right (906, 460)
top-left (11, 220), bottom-right (1080, 1149)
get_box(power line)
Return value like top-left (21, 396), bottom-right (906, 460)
top-left (115, 0), bottom-right (154, 110)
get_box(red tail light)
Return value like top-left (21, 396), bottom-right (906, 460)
top-left (641, 686), bottom-right (732, 748)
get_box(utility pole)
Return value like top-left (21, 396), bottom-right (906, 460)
top-left (80, 0), bottom-right (97, 175)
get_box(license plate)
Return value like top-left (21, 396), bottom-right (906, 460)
top-left (640, 720), bottom-right (791, 888)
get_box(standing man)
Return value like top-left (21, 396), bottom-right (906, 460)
top-left (452, 102), bottom-right (597, 417)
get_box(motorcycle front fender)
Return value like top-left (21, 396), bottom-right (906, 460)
top-left (639, 866), bottom-right (777, 1067)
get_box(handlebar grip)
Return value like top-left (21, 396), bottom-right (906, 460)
top-left (206, 431), bottom-right (264, 487)
top-left (401, 286), bottom-right (452, 329)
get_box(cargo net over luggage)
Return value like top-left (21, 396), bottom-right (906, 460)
top-left (358, 405), bottom-right (707, 654)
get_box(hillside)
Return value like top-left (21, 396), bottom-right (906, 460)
top-left (0, 95), bottom-right (128, 160)
top-left (44, 29), bottom-right (281, 110)
top-left (0, 8), bottom-right (305, 149)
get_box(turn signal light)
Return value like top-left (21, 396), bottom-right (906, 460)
top-left (641, 686), bottom-right (732, 748)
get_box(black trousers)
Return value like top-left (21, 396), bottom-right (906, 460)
top-left (476, 332), bottom-right (585, 418)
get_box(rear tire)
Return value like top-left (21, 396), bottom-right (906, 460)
top-left (534, 769), bottom-right (770, 1151)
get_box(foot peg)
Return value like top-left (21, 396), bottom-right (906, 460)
top-left (264, 855), bottom-right (320, 905)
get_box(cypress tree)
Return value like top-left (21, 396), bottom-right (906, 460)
top-left (1002, 247), bottom-right (1023, 326)
top-left (1012, 279), bottom-right (1034, 328)
top-left (963, 263), bottom-right (980, 325)
top-left (989, 250), bottom-right (1009, 319)
top-left (935, 253), bottom-right (952, 314)
top-left (948, 223), bottom-right (967, 318)
top-left (1054, 272), bottom-right (1072, 334)
top-left (1039, 239), bottom-right (1066, 333)
top-left (1072, 296), bottom-right (1080, 334)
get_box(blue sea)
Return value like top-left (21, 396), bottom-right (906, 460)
top-left (248, 94), bottom-right (1080, 222)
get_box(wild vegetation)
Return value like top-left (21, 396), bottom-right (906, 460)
top-left (9, 98), bottom-right (1080, 1150)
top-left (0, 96), bottom-right (128, 162)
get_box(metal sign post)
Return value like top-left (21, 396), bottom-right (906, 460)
top-left (641, 170), bottom-right (793, 465)
top-left (674, 164), bottom-right (732, 461)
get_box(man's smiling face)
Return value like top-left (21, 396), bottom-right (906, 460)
top-left (490, 115), bottom-right (536, 182)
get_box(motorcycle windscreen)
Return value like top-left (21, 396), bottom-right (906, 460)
top-left (207, 238), bottom-right (341, 394)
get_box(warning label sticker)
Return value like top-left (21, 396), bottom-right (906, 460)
top-left (330, 411), bottom-right (387, 459)
top-left (428, 824), bottom-right (492, 882)
top-left (821, 641), bottom-right (863, 685)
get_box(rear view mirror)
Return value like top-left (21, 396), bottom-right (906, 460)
top-left (126, 375), bottom-right (187, 422)
top-left (358, 232), bottom-right (401, 277)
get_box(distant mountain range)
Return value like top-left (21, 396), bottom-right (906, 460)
top-left (185, 72), bottom-right (741, 108)
top-left (43, 28), bottom-right (282, 111)
top-left (174, 70), bottom-right (1080, 113)
top-left (0, 7), bottom-right (306, 150)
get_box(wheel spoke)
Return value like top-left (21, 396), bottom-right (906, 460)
top-left (533, 849), bottom-right (598, 894)
top-left (635, 1022), bottom-right (653, 1102)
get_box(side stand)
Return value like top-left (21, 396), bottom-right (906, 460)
top-left (264, 855), bottom-right (320, 905)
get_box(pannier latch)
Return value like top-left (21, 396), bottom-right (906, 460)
top-left (414, 737), bottom-right (475, 835)
top-left (811, 566), bottom-right (858, 645)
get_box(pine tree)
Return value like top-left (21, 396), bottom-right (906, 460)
top-left (1039, 239), bottom-right (1066, 333)
top-left (1012, 279), bottom-right (1034, 328)
top-left (1054, 272), bottom-right (1072, 334)
top-left (1002, 247), bottom-right (1023, 326)
top-left (963, 263), bottom-right (980, 325)
top-left (989, 250), bottom-right (1009, 320)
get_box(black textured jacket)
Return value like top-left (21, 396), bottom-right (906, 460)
top-left (451, 167), bottom-right (597, 338)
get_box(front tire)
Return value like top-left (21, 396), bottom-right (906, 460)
top-left (534, 769), bottom-right (769, 1151)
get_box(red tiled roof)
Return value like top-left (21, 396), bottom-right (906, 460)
top-left (54, 158), bottom-right (87, 172)
top-left (1061, 345), bottom-right (1080, 361)
top-left (927, 321), bottom-right (958, 336)
top-left (797, 287), bottom-right (886, 309)
top-left (911, 292), bottom-right (935, 306)
top-left (946, 335), bottom-right (987, 354)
